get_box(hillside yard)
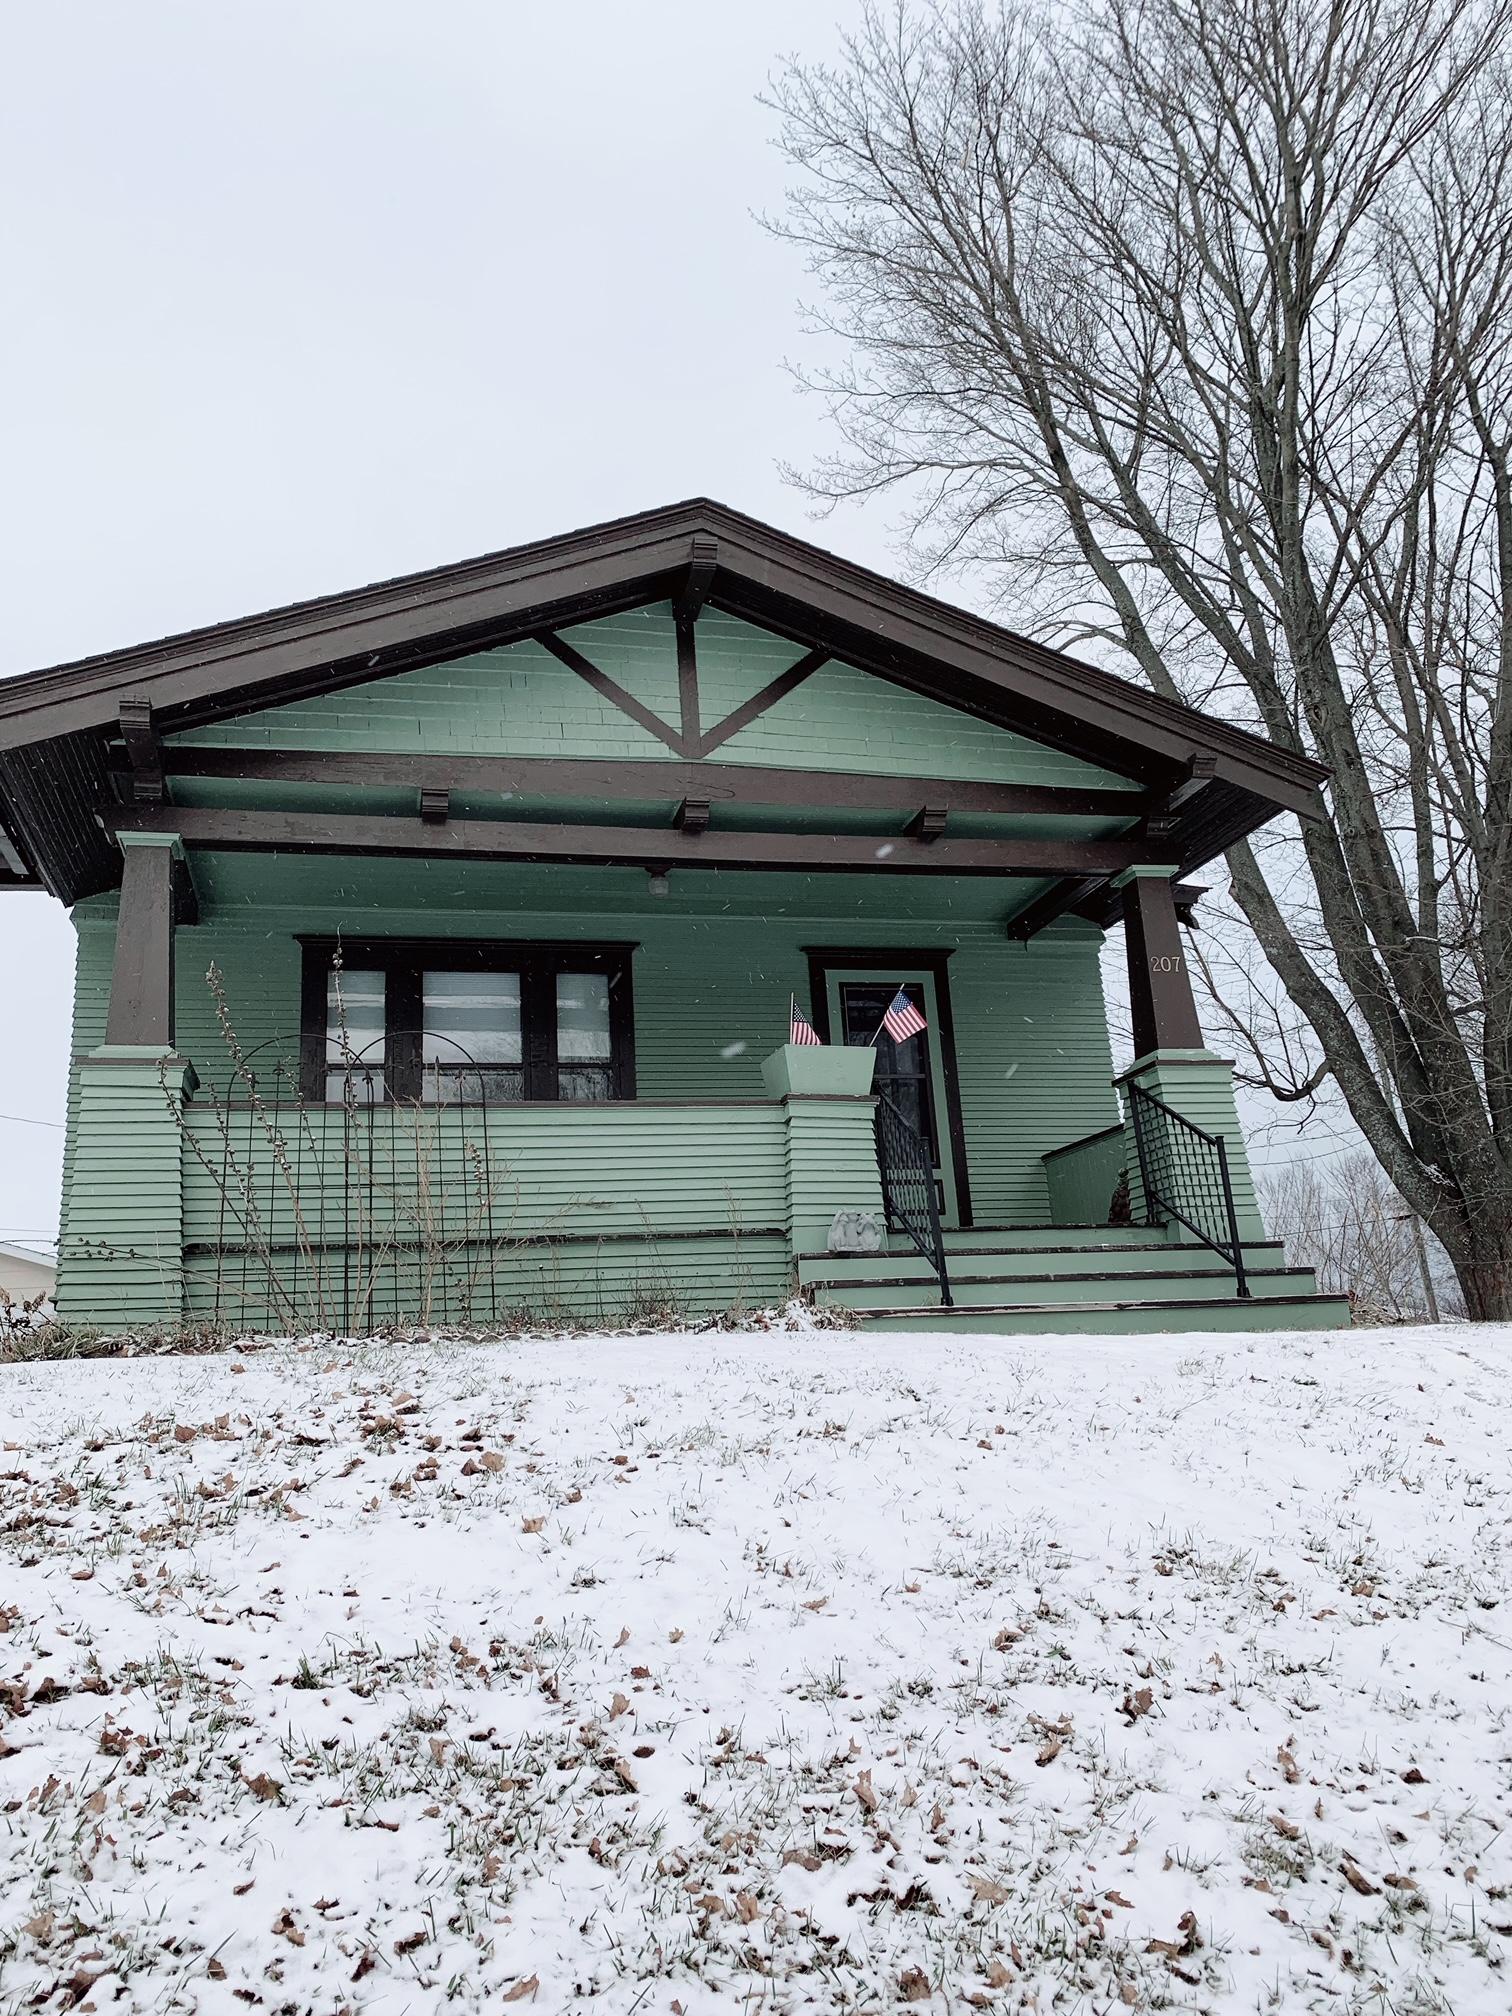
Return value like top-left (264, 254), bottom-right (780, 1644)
top-left (2, 1322), bottom-right (1511, 2014)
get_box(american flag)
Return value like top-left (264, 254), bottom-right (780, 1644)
top-left (881, 988), bottom-right (927, 1044)
top-left (790, 998), bottom-right (822, 1046)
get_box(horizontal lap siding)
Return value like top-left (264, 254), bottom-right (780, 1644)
top-left (72, 897), bottom-right (1122, 1254)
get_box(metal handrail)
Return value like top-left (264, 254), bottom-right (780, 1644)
top-left (873, 1089), bottom-right (952, 1307)
top-left (1126, 1082), bottom-right (1249, 1297)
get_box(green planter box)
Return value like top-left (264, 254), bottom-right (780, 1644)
top-left (761, 1043), bottom-right (876, 1098)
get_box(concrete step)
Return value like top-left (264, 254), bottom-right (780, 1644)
top-left (855, 1292), bottom-right (1354, 1336)
top-left (800, 1241), bottom-right (1284, 1288)
top-left (813, 1265), bottom-right (1320, 1311)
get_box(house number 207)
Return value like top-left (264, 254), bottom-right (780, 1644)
top-left (1152, 954), bottom-right (1184, 972)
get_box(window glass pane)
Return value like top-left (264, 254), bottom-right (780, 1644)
top-left (422, 971), bottom-right (522, 1066)
top-left (326, 1068), bottom-right (384, 1104)
top-left (424, 1065), bottom-right (524, 1106)
top-left (556, 972), bottom-right (611, 1061)
top-left (558, 1065), bottom-right (614, 1103)
top-left (326, 969), bottom-right (385, 1067)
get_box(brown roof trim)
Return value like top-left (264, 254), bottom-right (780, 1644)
top-left (0, 497), bottom-right (1326, 804)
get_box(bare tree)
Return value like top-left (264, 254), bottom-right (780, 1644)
top-left (1260, 1151), bottom-right (1463, 1322)
top-left (767, 0), bottom-right (1512, 1318)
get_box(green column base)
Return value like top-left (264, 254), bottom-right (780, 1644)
top-left (762, 1047), bottom-right (884, 1261)
top-left (1117, 1050), bottom-right (1265, 1243)
top-left (57, 1050), bottom-right (197, 1330)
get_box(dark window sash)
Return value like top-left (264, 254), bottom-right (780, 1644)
top-left (298, 938), bottom-right (636, 1104)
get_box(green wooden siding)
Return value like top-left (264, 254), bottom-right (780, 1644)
top-left (67, 891), bottom-right (1121, 1233)
top-left (166, 602), bottom-right (1137, 793)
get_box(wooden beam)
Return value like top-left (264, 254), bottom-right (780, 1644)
top-left (674, 533), bottom-right (719, 622)
top-left (693, 648), bottom-right (828, 759)
top-left (907, 805), bottom-right (948, 842)
top-left (119, 697), bottom-right (164, 804)
top-left (161, 745), bottom-right (1153, 820)
top-left (1008, 874), bottom-right (1112, 942)
top-left (674, 797), bottom-right (711, 835)
top-left (110, 804), bottom-right (1175, 879)
top-left (419, 786), bottom-right (450, 824)
top-left (536, 630), bottom-right (688, 755)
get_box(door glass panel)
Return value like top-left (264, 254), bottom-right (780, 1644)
top-left (557, 971), bottom-right (613, 1101)
top-left (839, 982), bottom-right (937, 1158)
top-left (422, 970), bottom-right (523, 1103)
top-left (326, 969), bottom-right (385, 1102)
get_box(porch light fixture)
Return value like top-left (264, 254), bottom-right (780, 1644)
top-left (646, 868), bottom-right (670, 898)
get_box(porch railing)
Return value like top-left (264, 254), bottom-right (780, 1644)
top-left (873, 1090), bottom-right (952, 1307)
top-left (1126, 1082), bottom-right (1249, 1297)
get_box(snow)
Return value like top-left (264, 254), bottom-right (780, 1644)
top-left (2, 1323), bottom-right (1511, 2013)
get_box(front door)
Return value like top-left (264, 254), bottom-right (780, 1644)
top-left (830, 974), bottom-right (960, 1228)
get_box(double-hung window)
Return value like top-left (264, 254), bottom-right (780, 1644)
top-left (301, 940), bottom-right (634, 1105)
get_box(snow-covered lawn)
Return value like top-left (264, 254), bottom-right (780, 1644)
top-left (3, 1325), bottom-right (1511, 2014)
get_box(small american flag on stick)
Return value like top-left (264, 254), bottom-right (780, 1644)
top-left (880, 987), bottom-right (927, 1044)
top-left (789, 995), bottom-right (822, 1046)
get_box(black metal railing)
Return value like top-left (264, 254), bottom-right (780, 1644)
top-left (874, 1090), bottom-right (952, 1306)
top-left (1126, 1082), bottom-right (1249, 1297)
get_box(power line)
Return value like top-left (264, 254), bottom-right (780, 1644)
top-left (0, 1112), bottom-right (63, 1131)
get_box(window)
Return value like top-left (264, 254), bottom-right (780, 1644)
top-left (301, 940), bottom-right (635, 1104)
top-left (325, 968), bottom-right (386, 1102)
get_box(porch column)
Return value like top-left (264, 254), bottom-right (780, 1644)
top-left (1118, 865), bottom-right (1204, 1057)
top-left (103, 831), bottom-right (189, 1048)
top-left (56, 833), bottom-right (198, 1332)
top-left (1114, 865), bottom-right (1265, 1243)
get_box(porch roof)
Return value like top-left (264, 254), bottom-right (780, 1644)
top-left (0, 497), bottom-right (1327, 909)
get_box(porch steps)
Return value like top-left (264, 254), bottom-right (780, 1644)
top-left (799, 1224), bottom-right (1351, 1334)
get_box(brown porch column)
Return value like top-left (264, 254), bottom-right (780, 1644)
top-left (103, 832), bottom-right (191, 1048)
top-left (1117, 865), bottom-right (1203, 1059)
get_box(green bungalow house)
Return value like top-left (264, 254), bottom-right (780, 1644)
top-left (0, 501), bottom-right (1349, 1336)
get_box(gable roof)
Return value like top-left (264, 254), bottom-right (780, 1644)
top-left (0, 497), bottom-right (1326, 902)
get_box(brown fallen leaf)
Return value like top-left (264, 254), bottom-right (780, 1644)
top-left (1121, 1686), bottom-right (1155, 1724)
top-left (782, 1848), bottom-right (822, 1872)
top-left (735, 1891), bottom-right (760, 1923)
top-left (899, 1967), bottom-right (932, 2002)
top-left (521, 1516), bottom-right (545, 1535)
top-left (1341, 1861), bottom-right (1380, 1896)
top-left (1270, 1813), bottom-right (1301, 1840)
top-left (614, 1626), bottom-right (630, 1647)
top-left (609, 1692), bottom-right (630, 1720)
top-left (242, 1771), bottom-right (283, 1803)
top-left (1400, 1766), bottom-right (1428, 1785)
top-left (854, 1769), bottom-right (879, 1813)
top-left (985, 1959), bottom-right (1014, 1987)
top-left (1036, 1736), bottom-right (1062, 1767)
top-left (502, 1976), bottom-right (539, 2003)
top-left (968, 1872), bottom-right (1010, 1905)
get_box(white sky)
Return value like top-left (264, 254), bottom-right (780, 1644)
top-left (0, 1), bottom-right (1335, 1253)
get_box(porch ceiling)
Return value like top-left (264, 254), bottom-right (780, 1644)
top-left (150, 850), bottom-right (1067, 930)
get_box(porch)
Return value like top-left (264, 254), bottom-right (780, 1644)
top-left (57, 847), bottom-right (1347, 1335)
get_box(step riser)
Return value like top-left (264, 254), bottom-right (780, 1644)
top-left (858, 1296), bottom-right (1353, 1337)
top-left (922, 1226), bottom-right (1284, 1254)
top-left (816, 1269), bottom-right (1317, 1312)
top-left (803, 1244), bottom-right (1283, 1287)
